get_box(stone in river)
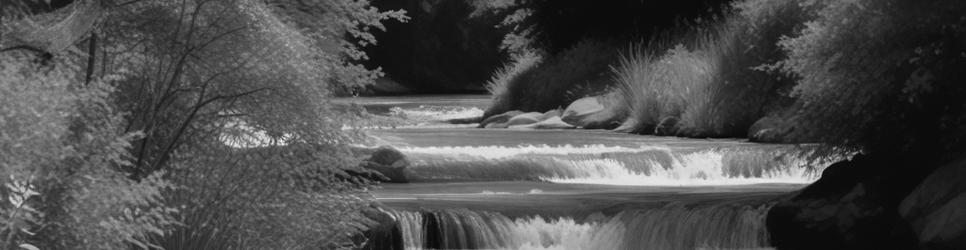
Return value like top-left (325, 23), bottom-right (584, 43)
top-left (479, 110), bottom-right (523, 128)
top-left (562, 96), bottom-right (605, 124)
top-left (509, 116), bottom-right (576, 129)
top-left (504, 112), bottom-right (543, 127)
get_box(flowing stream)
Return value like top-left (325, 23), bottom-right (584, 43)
top-left (344, 95), bottom-right (824, 250)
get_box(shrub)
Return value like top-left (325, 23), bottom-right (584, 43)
top-left (484, 39), bottom-right (619, 118)
top-left (159, 143), bottom-right (372, 249)
top-left (0, 55), bottom-right (175, 250)
top-left (3, 0), bottom-right (404, 248)
top-left (484, 49), bottom-right (543, 117)
top-left (778, 0), bottom-right (966, 158)
top-left (612, 0), bottom-right (804, 137)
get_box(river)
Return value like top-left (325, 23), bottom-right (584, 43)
top-left (340, 95), bottom-right (825, 250)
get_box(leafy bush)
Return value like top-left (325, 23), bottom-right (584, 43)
top-left (484, 39), bottom-right (619, 117)
top-left (159, 143), bottom-right (372, 249)
top-left (2, 0), bottom-right (405, 248)
top-left (484, 50), bottom-right (543, 117)
top-left (778, 0), bottom-right (966, 157)
top-left (0, 55), bottom-right (174, 249)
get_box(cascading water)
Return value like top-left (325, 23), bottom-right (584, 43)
top-left (350, 97), bottom-right (827, 250)
top-left (389, 199), bottom-right (777, 250)
top-left (396, 144), bottom-right (823, 185)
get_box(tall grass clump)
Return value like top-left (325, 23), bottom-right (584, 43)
top-left (778, 0), bottom-right (966, 159)
top-left (485, 50), bottom-right (543, 117)
top-left (484, 39), bottom-right (619, 118)
top-left (613, 42), bottom-right (712, 134)
top-left (612, 0), bottom-right (805, 137)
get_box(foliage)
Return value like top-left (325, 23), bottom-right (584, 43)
top-left (2, 0), bottom-right (405, 248)
top-left (613, 42), bottom-right (710, 134)
top-left (485, 39), bottom-right (619, 117)
top-left (266, 0), bottom-right (408, 95)
top-left (484, 49), bottom-right (543, 117)
top-left (159, 143), bottom-right (373, 249)
top-left (778, 0), bottom-right (966, 158)
top-left (611, 0), bottom-right (803, 137)
top-left (0, 55), bottom-right (175, 250)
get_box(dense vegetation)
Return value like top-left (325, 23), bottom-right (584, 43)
top-left (1, 0), bottom-right (404, 249)
top-left (484, 0), bottom-right (966, 160)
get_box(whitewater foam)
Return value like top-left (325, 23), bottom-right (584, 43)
top-left (398, 144), bottom-right (668, 160)
top-left (390, 203), bottom-right (774, 250)
top-left (398, 144), bottom-right (821, 185)
top-left (389, 105), bottom-right (484, 121)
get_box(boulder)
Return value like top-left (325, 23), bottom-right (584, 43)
top-left (355, 204), bottom-right (404, 250)
top-left (504, 112), bottom-right (543, 127)
top-left (767, 154), bottom-right (920, 250)
top-left (748, 116), bottom-right (788, 143)
top-left (654, 116), bottom-right (680, 136)
top-left (540, 109), bottom-right (563, 121)
top-left (362, 146), bottom-right (409, 183)
top-left (561, 96), bottom-right (605, 124)
top-left (478, 110), bottom-right (523, 128)
top-left (576, 107), bottom-right (624, 129)
top-left (509, 116), bottom-right (575, 129)
top-left (900, 157), bottom-right (966, 249)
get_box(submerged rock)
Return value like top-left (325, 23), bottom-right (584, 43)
top-left (508, 116), bottom-right (575, 129)
top-left (562, 96), bottom-right (605, 124)
top-left (362, 146), bottom-right (410, 183)
top-left (504, 112), bottom-right (543, 127)
top-left (900, 157), bottom-right (966, 249)
top-left (479, 110), bottom-right (523, 128)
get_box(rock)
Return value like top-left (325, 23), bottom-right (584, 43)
top-left (576, 107), bottom-right (624, 129)
top-left (748, 116), bottom-right (788, 143)
top-left (654, 116), bottom-right (679, 136)
top-left (478, 110), bottom-right (523, 128)
top-left (484, 121), bottom-right (510, 129)
top-left (900, 157), bottom-right (966, 249)
top-left (362, 146), bottom-right (409, 183)
top-left (504, 112), bottom-right (543, 126)
top-left (355, 204), bottom-right (404, 250)
top-left (539, 109), bottom-right (562, 121)
top-left (561, 96), bottom-right (605, 124)
top-left (767, 154), bottom-right (920, 250)
top-left (509, 116), bottom-right (575, 129)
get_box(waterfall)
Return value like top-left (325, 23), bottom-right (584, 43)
top-left (389, 201), bottom-right (774, 250)
top-left (397, 144), bottom-right (824, 185)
